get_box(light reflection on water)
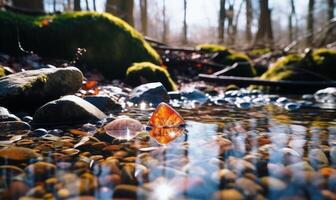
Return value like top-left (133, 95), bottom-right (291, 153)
top-left (130, 102), bottom-right (336, 199)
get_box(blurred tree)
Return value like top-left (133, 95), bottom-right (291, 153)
top-left (85, 0), bottom-right (89, 10)
top-left (74, 0), bottom-right (81, 11)
top-left (182, 0), bottom-right (188, 44)
top-left (218, 0), bottom-right (226, 44)
top-left (106, 0), bottom-right (134, 26)
top-left (245, 0), bottom-right (253, 44)
top-left (140, 0), bottom-right (147, 35)
top-left (11, 0), bottom-right (44, 11)
top-left (162, 0), bottom-right (167, 42)
top-left (306, 0), bottom-right (315, 47)
top-left (93, 0), bottom-right (96, 11)
top-left (254, 0), bottom-right (273, 47)
top-left (288, 0), bottom-right (297, 43)
top-left (227, 1), bottom-right (234, 45)
top-left (53, 0), bottom-right (56, 12)
top-left (328, 0), bottom-right (334, 20)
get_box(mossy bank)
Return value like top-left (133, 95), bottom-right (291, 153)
top-left (0, 11), bottom-right (161, 78)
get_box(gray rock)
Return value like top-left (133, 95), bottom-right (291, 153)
top-left (84, 95), bottom-right (122, 113)
top-left (181, 88), bottom-right (208, 104)
top-left (0, 107), bottom-right (20, 121)
top-left (32, 95), bottom-right (106, 127)
top-left (0, 67), bottom-right (83, 109)
top-left (129, 82), bottom-right (169, 105)
top-left (314, 87), bottom-right (336, 103)
top-left (0, 121), bottom-right (30, 135)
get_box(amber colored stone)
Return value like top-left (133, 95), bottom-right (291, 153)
top-left (149, 103), bottom-right (185, 128)
top-left (69, 129), bottom-right (89, 136)
top-left (82, 80), bottom-right (97, 90)
top-left (149, 127), bottom-right (185, 145)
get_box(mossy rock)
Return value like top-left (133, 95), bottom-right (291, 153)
top-left (126, 62), bottom-right (177, 91)
top-left (257, 48), bottom-right (336, 93)
top-left (249, 48), bottom-right (272, 57)
top-left (0, 66), bottom-right (5, 78)
top-left (196, 44), bottom-right (256, 77)
top-left (0, 11), bottom-right (161, 78)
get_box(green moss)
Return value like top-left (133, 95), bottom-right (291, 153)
top-left (196, 44), bottom-right (256, 77)
top-left (126, 62), bottom-right (177, 91)
top-left (21, 74), bottom-right (48, 91)
top-left (258, 48), bottom-right (336, 93)
top-left (250, 48), bottom-right (271, 57)
top-left (0, 11), bottom-right (161, 79)
top-left (196, 44), bottom-right (227, 53)
top-left (0, 66), bottom-right (5, 78)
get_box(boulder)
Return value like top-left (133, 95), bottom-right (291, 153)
top-left (84, 95), bottom-right (122, 114)
top-left (0, 11), bottom-right (161, 78)
top-left (32, 95), bottom-right (106, 127)
top-left (128, 82), bottom-right (169, 106)
top-left (0, 67), bottom-right (83, 109)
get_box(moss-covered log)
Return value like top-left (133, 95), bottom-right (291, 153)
top-left (0, 11), bottom-right (161, 79)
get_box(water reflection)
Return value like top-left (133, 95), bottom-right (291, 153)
top-left (149, 127), bottom-right (186, 145)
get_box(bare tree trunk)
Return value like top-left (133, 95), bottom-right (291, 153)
top-left (231, 0), bottom-right (244, 45)
top-left (328, 0), bottom-right (335, 20)
top-left (227, 2), bottom-right (234, 45)
top-left (245, 0), bottom-right (253, 44)
top-left (53, 0), bottom-right (56, 12)
top-left (93, 0), bottom-right (97, 11)
top-left (254, 0), bottom-right (273, 48)
top-left (106, 0), bottom-right (134, 26)
top-left (218, 0), bottom-right (226, 44)
top-left (74, 0), bottom-right (81, 11)
top-left (306, 0), bottom-right (315, 47)
top-left (12, 0), bottom-right (44, 11)
top-left (85, 0), bottom-right (89, 10)
top-left (140, 0), bottom-right (148, 35)
top-left (162, 0), bottom-right (167, 43)
top-left (288, 0), bottom-right (297, 43)
top-left (182, 0), bottom-right (188, 44)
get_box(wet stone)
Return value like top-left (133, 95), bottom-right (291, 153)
top-left (32, 95), bottom-right (106, 127)
top-left (0, 147), bottom-right (40, 164)
top-left (213, 189), bottom-right (244, 200)
top-left (0, 107), bottom-right (20, 122)
top-left (84, 95), bottom-right (122, 113)
top-left (113, 184), bottom-right (148, 199)
top-left (129, 82), bottom-right (170, 105)
top-left (0, 121), bottom-right (31, 135)
top-left (25, 162), bottom-right (56, 183)
top-left (30, 128), bottom-right (48, 137)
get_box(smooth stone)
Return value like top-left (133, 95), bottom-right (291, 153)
top-left (284, 102), bottom-right (301, 111)
top-left (113, 184), bottom-right (148, 199)
top-left (227, 157), bottom-right (256, 175)
top-left (308, 148), bottom-right (329, 170)
top-left (22, 116), bottom-right (33, 123)
top-left (0, 67), bottom-right (83, 109)
top-left (25, 162), bottom-right (56, 183)
top-left (213, 189), bottom-right (244, 200)
top-left (314, 87), bottom-right (336, 103)
top-left (121, 163), bottom-right (148, 185)
top-left (0, 107), bottom-right (20, 121)
top-left (235, 177), bottom-right (262, 197)
top-left (32, 95), bottom-right (106, 127)
top-left (2, 181), bottom-right (29, 200)
top-left (0, 147), bottom-right (40, 163)
top-left (0, 121), bottom-right (30, 134)
top-left (286, 161), bottom-right (314, 172)
top-left (168, 91), bottom-right (181, 100)
top-left (181, 88), bottom-right (208, 104)
top-left (129, 82), bottom-right (170, 105)
top-left (260, 177), bottom-right (286, 191)
top-left (84, 95), bottom-right (122, 113)
top-left (31, 128), bottom-right (48, 137)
